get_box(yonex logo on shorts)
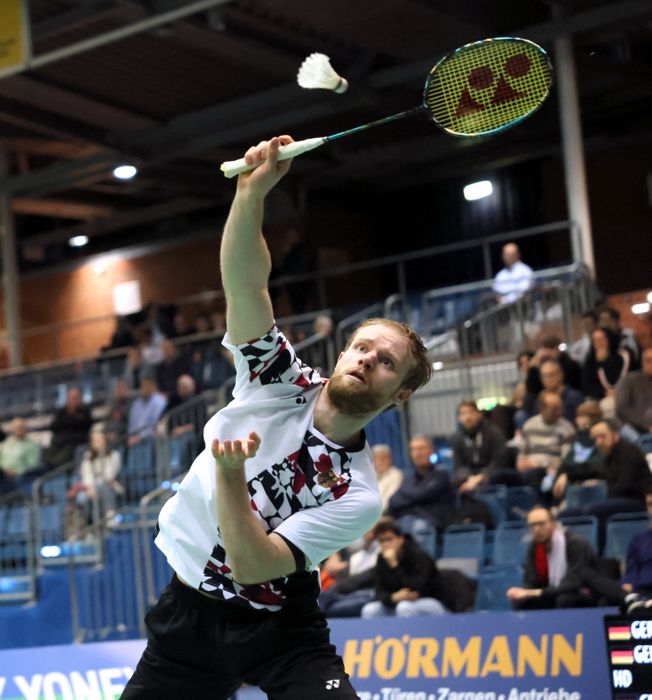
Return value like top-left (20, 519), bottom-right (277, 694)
top-left (325, 679), bottom-right (340, 690)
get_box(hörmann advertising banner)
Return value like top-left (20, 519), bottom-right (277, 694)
top-left (0, 609), bottom-right (614, 699)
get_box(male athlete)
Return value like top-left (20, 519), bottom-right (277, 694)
top-left (121, 136), bottom-right (432, 699)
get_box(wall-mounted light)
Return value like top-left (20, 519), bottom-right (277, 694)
top-left (68, 235), bottom-right (89, 247)
top-left (463, 180), bottom-right (493, 201)
top-left (432, 361), bottom-right (444, 371)
top-left (632, 302), bottom-right (650, 315)
top-left (647, 291), bottom-right (652, 304)
top-left (113, 164), bottom-right (137, 180)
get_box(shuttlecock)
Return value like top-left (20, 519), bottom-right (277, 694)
top-left (297, 53), bottom-right (348, 94)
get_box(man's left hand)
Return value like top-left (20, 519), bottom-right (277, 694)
top-left (212, 432), bottom-right (261, 473)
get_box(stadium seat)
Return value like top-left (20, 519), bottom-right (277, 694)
top-left (604, 512), bottom-right (649, 560)
top-left (474, 565), bottom-right (523, 611)
top-left (475, 485), bottom-right (508, 526)
top-left (410, 518), bottom-right (437, 558)
top-left (564, 482), bottom-right (608, 510)
top-left (493, 520), bottom-right (530, 566)
top-left (558, 514), bottom-right (599, 551)
top-left (442, 523), bottom-right (485, 561)
top-left (505, 486), bottom-right (538, 520)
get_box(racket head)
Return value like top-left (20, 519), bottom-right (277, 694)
top-left (424, 37), bottom-right (553, 137)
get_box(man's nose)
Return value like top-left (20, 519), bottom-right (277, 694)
top-left (358, 352), bottom-right (376, 369)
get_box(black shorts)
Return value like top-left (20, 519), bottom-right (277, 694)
top-left (120, 575), bottom-right (357, 699)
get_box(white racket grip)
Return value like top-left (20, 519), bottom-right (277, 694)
top-left (220, 137), bottom-right (327, 178)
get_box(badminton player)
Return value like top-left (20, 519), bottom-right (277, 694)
top-left (121, 136), bottom-right (432, 699)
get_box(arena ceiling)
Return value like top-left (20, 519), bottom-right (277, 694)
top-left (1, 0), bottom-right (651, 270)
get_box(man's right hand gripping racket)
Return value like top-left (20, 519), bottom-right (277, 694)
top-left (221, 37), bottom-right (553, 178)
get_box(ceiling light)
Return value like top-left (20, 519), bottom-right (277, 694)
top-left (432, 361), bottom-right (444, 371)
top-left (113, 164), bottom-right (137, 180)
top-left (463, 180), bottom-right (493, 201)
top-left (68, 235), bottom-right (89, 248)
top-left (647, 291), bottom-right (652, 304)
top-left (632, 302), bottom-right (650, 315)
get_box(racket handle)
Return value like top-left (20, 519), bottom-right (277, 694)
top-left (220, 137), bottom-right (327, 178)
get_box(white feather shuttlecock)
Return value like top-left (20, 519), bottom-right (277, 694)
top-left (297, 53), bottom-right (348, 94)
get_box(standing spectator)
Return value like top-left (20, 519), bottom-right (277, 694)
top-left (598, 306), bottom-right (642, 369)
top-left (523, 359), bottom-right (585, 423)
top-left (46, 387), bottom-right (93, 468)
top-left (582, 328), bottom-right (631, 404)
top-left (569, 311), bottom-right (598, 364)
top-left (388, 435), bottom-right (455, 531)
top-left (615, 346), bottom-right (652, 440)
top-left (361, 518), bottom-right (446, 618)
top-left (0, 418), bottom-right (42, 494)
top-left (103, 316), bottom-right (135, 352)
top-left (156, 339), bottom-right (192, 396)
top-left (103, 378), bottom-right (132, 447)
top-left (506, 506), bottom-right (598, 609)
top-left (526, 334), bottom-right (582, 394)
top-left (451, 400), bottom-right (508, 492)
top-left (552, 401), bottom-right (605, 504)
top-left (517, 391), bottom-right (576, 493)
top-left (620, 484), bottom-right (652, 609)
top-left (371, 444), bottom-right (403, 513)
top-left (493, 242), bottom-right (534, 304)
top-left (127, 376), bottom-right (167, 446)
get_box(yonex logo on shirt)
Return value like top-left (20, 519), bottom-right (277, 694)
top-left (325, 679), bottom-right (340, 690)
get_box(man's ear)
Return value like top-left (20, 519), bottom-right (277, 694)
top-left (393, 388), bottom-right (413, 405)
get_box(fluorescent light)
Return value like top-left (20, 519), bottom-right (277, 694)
top-left (647, 291), bottom-right (652, 303)
top-left (463, 180), bottom-right (493, 201)
top-left (41, 545), bottom-right (62, 558)
top-left (68, 235), bottom-right (89, 247)
top-left (113, 164), bottom-right (137, 180)
top-left (632, 302), bottom-right (650, 315)
top-left (558, 343), bottom-right (567, 351)
top-left (432, 361), bottom-right (444, 371)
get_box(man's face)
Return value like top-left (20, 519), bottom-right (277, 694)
top-left (540, 395), bottom-right (562, 424)
top-left (67, 389), bottom-right (82, 410)
top-left (642, 349), bottom-right (652, 378)
top-left (410, 437), bottom-right (433, 474)
top-left (581, 316), bottom-right (597, 335)
top-left (11, 418), bottom-right (27, 439)
top-left (591, 422), bottom-right (618, 455)
top-left (141, 379), bottom-right (156, 398)
top-left (540, 362), bottom-right (563, 391)
top-left (377, 530), bottom-right (403, 556)
top-left (502, 244), bottom-right (519, 267)
top-left (327, 324), bottom-right (413, 416)
top-left (527, 508), bottom-right (556, 545)
top-left (459, 405), bottom-right (482, 431)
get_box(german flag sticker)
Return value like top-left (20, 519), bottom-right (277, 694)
top-left (611, 649), bottom-right (634, 665)
top-left (608, 625), bottom-right (632, 641)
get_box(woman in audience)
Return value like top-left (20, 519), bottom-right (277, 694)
top-left (581, 327), bottom-right (632, 409)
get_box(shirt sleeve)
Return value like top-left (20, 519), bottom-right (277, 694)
top-left (274, 486), bottom-right (382, 569)
top-left (223, 324), bottom-right (322, 400)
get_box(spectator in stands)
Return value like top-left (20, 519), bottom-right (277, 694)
top-left (569, 311), bottom-right (598, 364)
top-left (506, 506), bottom-right (599, 609)
top-left (552, 400), bottom-right (605, 504)
top-left (164, 374), bottom-right (207, 438)
top-left (523, 359), bottom-right (584, 423)
top-left (526, 334), bottom-right (582, 394)
top-left (619, 484), bottom-right (652, 611)
top-left (123, 346), bottom-right (145, 390)
top-left (388, 434), bottom-right (455, 531)
top-left (46, 387), bottom-right (94, 469)
top-left (171, 311), bottom-right (197, 339)
top-left (517, 350), bottom-right (534, 379)
top-left (75, 428), bottom-right (124, 523)
top-left (194, 313), bottom-right (212, 335)
top-left (103, 378), bottom-right (132, 447)
top-left (615, 346), bottom-right (652, 440)
top-left (598, 306), bottom-right (642, 369)
top-left (127, 375), bottom-right (167, 446)
top-left (451, 400), bottom-right (508, 492)
top-left (139, 327), bottom-right (164, 366)
top-left (582, 327), bottom-right (632, 404)
top-left (0, 417), bottom-right (42, 494)
top-left (371, 444), bottom-right (403, 512)
top-left (103, 316), bottom-right (135, 352)
top-left (210, 310), bottom-right (226, 336)
top-left (493, 242), bottom-right (534, 304)
top-left (311, 314), bottom-right (335, 374)
top-left (156, 338), bottom-right (192, 396)
top-left (361, 518), bottom-right (446, 618)
top-left (517, 391), bottom-right (575, 493)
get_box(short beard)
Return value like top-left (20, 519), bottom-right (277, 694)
top-left (326, 373), bottom-right (388, 416)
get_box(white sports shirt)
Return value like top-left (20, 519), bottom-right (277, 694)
top-left (155, 325), bottom-right (382, 611)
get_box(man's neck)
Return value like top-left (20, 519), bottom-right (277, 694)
top-left (313, 387), bottom-right (369, 448)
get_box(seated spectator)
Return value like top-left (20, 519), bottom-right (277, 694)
top-left (371, 444), bottom-right (403, 512)
top-left (210, 310), bottom-right (226, 336)
top-left (552, 401), bottom-right (605, 504)
top-left (526, 334), bottom-right (582, 394)
top-left (0, 418), bottom-right (42, 495)
top-left (74, 429), bottom-right (124, 523)
top-left (171, 311), bottom-right (196, 339)
top-left (598, 306), bottom-right (642, 369)
top-left (194, 313), bottom-right (212, 335)
top-left (506, 506), bottom-right (599, 609)
top-left (388, 435), bottom-right (455, 531)
top-left (103, 379), bottom-right (132, 447)
top-left (451, 400), bottom-right (509, 492)
top-left (165, 374), bottom-right (207, 439)
top-left (156, 339), bottom-right (192, 396)
top-left (582, 327), bottom-right (632, 405)
top-left (319, 529), bottom-right (379, 618)
top-left (568, 311), bottom-right (598, 364)
top-left (127, 376), bottom-right (167, 446)
top-left (517, 391), bottom-right (575, 493)
top-left (138, 327), bottom-right (164, 366)
top-left (493, 242), bottom-right (534, 304)
top-left (46, 387), bottom-right (94, 469)
top-left (615, 346), bottom-right (652, 441)
top-left (123, 346), bottom-right (145, 390)
top-left (361, 518), bottom-right (446, 618)
top-left (523, 359), bottom-right (584, 423)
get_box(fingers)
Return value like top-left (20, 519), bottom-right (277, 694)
top-left (212, 433), bottom-right (262, 461)
top-left (242, 136), bottom-right (294, 169)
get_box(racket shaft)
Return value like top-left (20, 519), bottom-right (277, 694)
top-left (220, 137), bottom-right (326, 178)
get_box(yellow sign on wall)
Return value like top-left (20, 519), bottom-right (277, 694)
top-left (0, 0), bottom-right (30, 77)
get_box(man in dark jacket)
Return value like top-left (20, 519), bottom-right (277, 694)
top-left (526, 335), bottom-right (582, 394)
top-left (507, 506), bottom-right (599, 609)
top-left (388, 435), bottom-right (455, 530)
top-left (46, 387), bottom-right (93, 468)
top-left (361, 518), bottom-right (446, 617)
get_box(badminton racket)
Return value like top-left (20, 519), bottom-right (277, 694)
top-left (221, 37), bottom-right (553, 178)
